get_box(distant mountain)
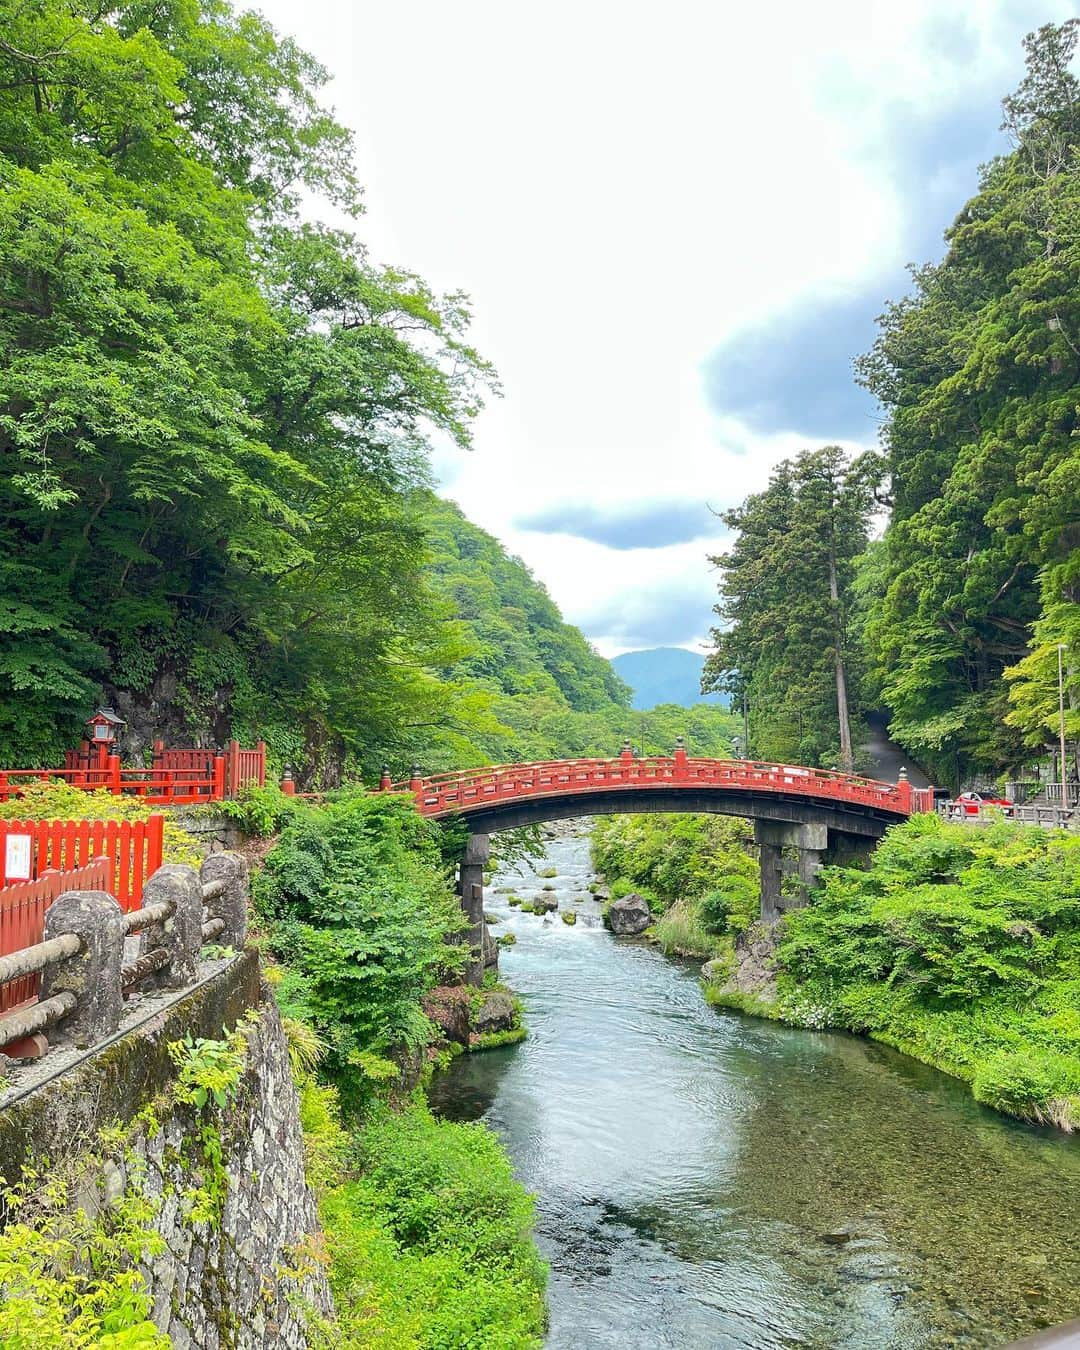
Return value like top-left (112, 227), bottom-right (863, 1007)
top-left (611, 647), bottom-right (725, 711)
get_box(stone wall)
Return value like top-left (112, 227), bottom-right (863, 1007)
top-left (0, 953), bottom-right (333, 1348)
top-left (168, 806), bottom-right (242, 854)
top-left (136, 996), bottom-right (331, 1348)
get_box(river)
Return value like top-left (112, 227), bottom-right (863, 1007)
top-left (428, 822), bottom-right (1080, 1349)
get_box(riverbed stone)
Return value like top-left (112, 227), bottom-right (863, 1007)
top-left (473, 989), bottom-right (516, 1034)
top-left (606, 893), bottom-right (652, 935)
top-left (423, 985), bottom-right (471, 1045)
top-left (533, 894), bottom-right (559, 912)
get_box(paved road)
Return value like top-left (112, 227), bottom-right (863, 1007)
top-left (860, 711), bottom-right (933, 787)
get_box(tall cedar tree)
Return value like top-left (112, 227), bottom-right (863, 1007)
top-left (856, 20), bottom-right (1080, 787)
top-left (703, 447), bottom-right (876, 771)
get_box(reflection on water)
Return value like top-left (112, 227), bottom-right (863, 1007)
top-left (428, 823), bottom-right (1080, 1349)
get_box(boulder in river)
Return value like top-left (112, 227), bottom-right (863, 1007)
top-left (473, 989), bottom-right (517, 1035)
top-left (533, 894), bottom-right (559, 912)
top-left (606, 893), bottom-right (652, 935)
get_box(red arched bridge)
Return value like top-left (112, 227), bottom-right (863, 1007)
top-left (383, 743), bottom-right (935, 974)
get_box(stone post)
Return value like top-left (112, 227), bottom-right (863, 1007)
top-left (458, 833), bottom-right (489, 986)
top-left (139, 864), bottom-right (203, 989)
top-left (41, 891), bottom-right (124, 1047)
top-left (200, 852), bottom-right (248, 948)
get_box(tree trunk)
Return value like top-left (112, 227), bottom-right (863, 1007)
top-left (828, 536), bottom-right (853, 773)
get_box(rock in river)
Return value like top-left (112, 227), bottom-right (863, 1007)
top-left (474, 989), bottom-right (517, 1034)
top-left (606, 893), bottom-right (652, 935)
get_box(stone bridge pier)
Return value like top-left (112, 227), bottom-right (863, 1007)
top-left (458, 832), bottom-right (493, 985)
top-left (754, 821), bottom-right (874, 921)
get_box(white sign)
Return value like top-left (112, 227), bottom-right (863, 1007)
top-left (4, 834), bottom-right (32, 881)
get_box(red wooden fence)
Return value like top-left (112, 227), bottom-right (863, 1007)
top-left (0, 816), bottom-right (163, 910)
top-left (2, 739), bottom-right (264, 807)
top-left (0, 857), bottom-right (112, 1013)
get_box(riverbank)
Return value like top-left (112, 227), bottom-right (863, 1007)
top-left (593, 811), bottom-right (1080, 1131)
top-left (431, 820), bottom-right (1080, 1347)
top-left (237, 787), bottom-right (547, 1344)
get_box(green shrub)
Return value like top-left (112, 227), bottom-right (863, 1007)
top-left (777, 815), bottom-right (1080, 1128)
top-left (219, 783), bottom-right (298, 837)
top-left (255, 792), bottom-right (464, 1106)
top-left (303, 1086), bottom-right (546, 1348)
top-left (593, 814), bottom-right (757, 927)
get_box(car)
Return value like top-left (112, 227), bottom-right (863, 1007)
top-left (949, 791), bottom-right (1014, 818)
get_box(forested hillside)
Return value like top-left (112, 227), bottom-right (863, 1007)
top-left (0, 1), bottom-right (704, 785)
top-left (708, 21), bottom-right (1080, 790)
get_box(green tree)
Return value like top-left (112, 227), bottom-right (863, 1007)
top-left (0, 1), bottom-right (494, 778)
top-left (703, 446), bottom-right (877, 769)
top-left (856, 20), bottom-right (1080, 787)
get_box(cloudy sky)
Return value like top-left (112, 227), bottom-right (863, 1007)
top-left (255, 0), bottom-right (1073, 657)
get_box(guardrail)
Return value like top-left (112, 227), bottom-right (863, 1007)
top-left (0, 852), bottom-right (248, 1060)
top-left (387, 749), bottom-right (935, 820)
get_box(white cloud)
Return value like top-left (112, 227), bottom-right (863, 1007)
top-left (253, 0), bottom-right (1073, 654)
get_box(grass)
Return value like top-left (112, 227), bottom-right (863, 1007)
top-left (652, 899), bottom-right (728, 959)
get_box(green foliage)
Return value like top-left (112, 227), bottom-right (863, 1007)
top-left (0, 1163), bottom-right (166, 1349)
top-left (778, 814), bottom-right (1080, 1127)
top-left (169, 1029), bottom-right (247, 1112)
top-left (0, 0), bottom-right (496, 777)
top-left (855, 20), bottom-right (1080, 785)
top-left (704, 446), bottom-right (878, 769)
top-left (255, 792), bottom-right (464, 1103)
top-left (218, 783), bottom-right (298, 837)
top-left (0, 778), bottom-right (199, 864)
top-left (301, 1082), bottom-right (546, 1349)
top-left (593, 814), bottom-right (758, 958)
top-left (169, 1024), bottom-right (251, 1226)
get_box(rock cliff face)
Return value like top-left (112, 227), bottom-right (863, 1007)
top-left (705, 921), bottom-right (781, 1008)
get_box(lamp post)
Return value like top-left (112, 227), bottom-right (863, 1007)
top-left (1058, 642), bottom-right (1069, 800)
top-left (732, 734), bottom-right (742, 760)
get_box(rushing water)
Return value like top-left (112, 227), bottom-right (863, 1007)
top-left (428, 823), bottom-right (1080, 1349)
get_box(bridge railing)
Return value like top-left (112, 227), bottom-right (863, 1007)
top-left (388, 755), bottom-right (934, 818)
top-left (0, 852), bottom-right (248, 1061)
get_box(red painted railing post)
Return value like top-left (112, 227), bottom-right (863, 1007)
top-left (408, 764), bottom-right (424, 805)
top-left (107, 753), bottom-right (122, 796)
top-left (897, 767), bottom-right (912, 814)
top-left (620, 741), bottom-right (634, 766)
top-left (380, 766), bottom-right (393, 791)
top-left (212, 753), bottom-right (226, 800)
top-left (0, 773), bottom-right (7, 804)
top-left (280, 765), bottom-right (296, 797)
top-left (673, 737), bottom-right (689, 780)
top-left (256, 741), bottom-right (267, 787)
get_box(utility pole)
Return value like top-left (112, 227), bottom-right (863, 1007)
top-left (1058, 642), bottom-right (1069, 801)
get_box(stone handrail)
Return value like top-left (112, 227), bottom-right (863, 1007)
top-left (0, 852), bottom-right (249, 1058)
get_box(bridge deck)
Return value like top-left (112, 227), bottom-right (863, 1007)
top-left (390, 755), bottom-right (932, 821)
